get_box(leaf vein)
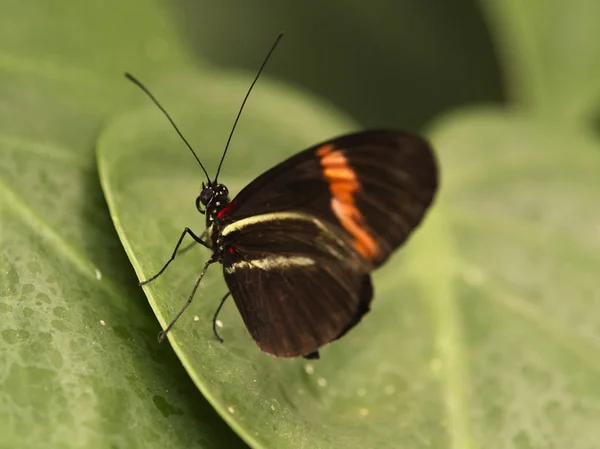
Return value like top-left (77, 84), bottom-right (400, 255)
top-left (481, 277), bottom-right (600, 373)
top-left (0, 175), bottom-right (127, 302)
top-left (0, 134), bottom-right (88, 167)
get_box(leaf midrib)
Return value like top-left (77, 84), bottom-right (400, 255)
top-left (409, 208), bottom-right (477, 449)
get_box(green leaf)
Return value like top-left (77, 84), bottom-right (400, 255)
top-left (0, 0), bottom-right (243, 447)
top-left (482, 0), bottom-right (600, 122)
top-left (426, 109), bottom-right (600, 448)
top-left (99, 69), bottom-right (600, 447)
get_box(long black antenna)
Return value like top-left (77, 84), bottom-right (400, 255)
top-left (213, 32), bottom-right (284, 182)
top-left (124, 72), bottom-right (211, 182)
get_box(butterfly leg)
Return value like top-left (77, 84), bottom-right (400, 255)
top-left (158, 256), bottom-right (216, 342)
top-left (176, 230), bottom-right (206, 256)
top-left (212, 291), bottom-right (231, 343)
top-left (140, 228), bottom-right (210, 286)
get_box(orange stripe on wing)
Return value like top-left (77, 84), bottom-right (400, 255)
top-left (316, 144), bottom-right (379, 261)
top-left (324, 167), bottom-right (358, 182)
top-left (316, 143), bottom-right (335, 157)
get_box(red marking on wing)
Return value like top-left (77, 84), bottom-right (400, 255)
top-left (217, 200), bottom-right (236, 219)
top-left (317, 144), bottom-right (379, 261)
top-left (227, 247), bottom-right (235, 255)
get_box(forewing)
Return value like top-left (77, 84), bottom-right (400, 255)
top-left (221, 214), bottom-right (373, 358)
top-left (217, 130), bottom-right (438, 267)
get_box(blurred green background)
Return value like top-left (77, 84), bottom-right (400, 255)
top-left (2, 1), bottom-right (600, 448)
top-left (171, 0), bottom-right (503, 131)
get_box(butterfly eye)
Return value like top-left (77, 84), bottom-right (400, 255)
top-left (195, 195), bottom-right (205, 214)
top-left (199, 187), bottom-right (214, 206)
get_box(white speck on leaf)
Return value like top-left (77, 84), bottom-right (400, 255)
top-left (227, 406), bottom-right (235, 414)
top-left (430, 358), bottom-right (443, 372)
top-left (95, 269), bottom-right (102, 280)
top-left (463, 266), bottom-right (485, 285)
top-left (317, 377), bottom-right (327, 387)
top-left (216, 320), bottom-right (223, 328)
top-left (99, 320), bottom-right (106, 326)
top-left (304, 364), bottom-right (314, 375)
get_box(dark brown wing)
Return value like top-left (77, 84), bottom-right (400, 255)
top-left (220, 213), bottom-right (373, 358)
top-left (218, 129), bottom-right (438, 267)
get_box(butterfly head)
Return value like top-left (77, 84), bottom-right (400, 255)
top-left (196, 181), bottom-right (229, 214)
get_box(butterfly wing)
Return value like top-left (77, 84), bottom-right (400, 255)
top-left (220, 212), bottom-right (373, 358)
top-left (217, 129), bottom-right (438, 267)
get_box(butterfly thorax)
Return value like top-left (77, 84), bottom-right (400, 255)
top-left (205, 208), bottom-right (232, 261)
top-left (196, 181), bottom-right (232, 256)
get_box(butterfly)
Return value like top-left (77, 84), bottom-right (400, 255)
top-left (126, 33), bottom-right (438, 359)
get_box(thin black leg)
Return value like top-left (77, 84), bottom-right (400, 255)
top-left (176, 229), bottom-right (206, 256)
top-left (140, 228), bottom-right (210, 286)
top-left (158, 257), bottom-right (216, 342)
top-left (212, 291), bottom-right (231, 343)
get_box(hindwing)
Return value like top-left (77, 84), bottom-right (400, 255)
top-left (220, 213), bottom-right (373, 358)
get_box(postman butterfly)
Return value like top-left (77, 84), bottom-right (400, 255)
top-left (126, 33), bottom-right (438, 359)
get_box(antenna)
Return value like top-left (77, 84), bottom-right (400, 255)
top-left (213, 32), bottom-right (284, 182)
top-left (124, 73), bottom-right (212, 182)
